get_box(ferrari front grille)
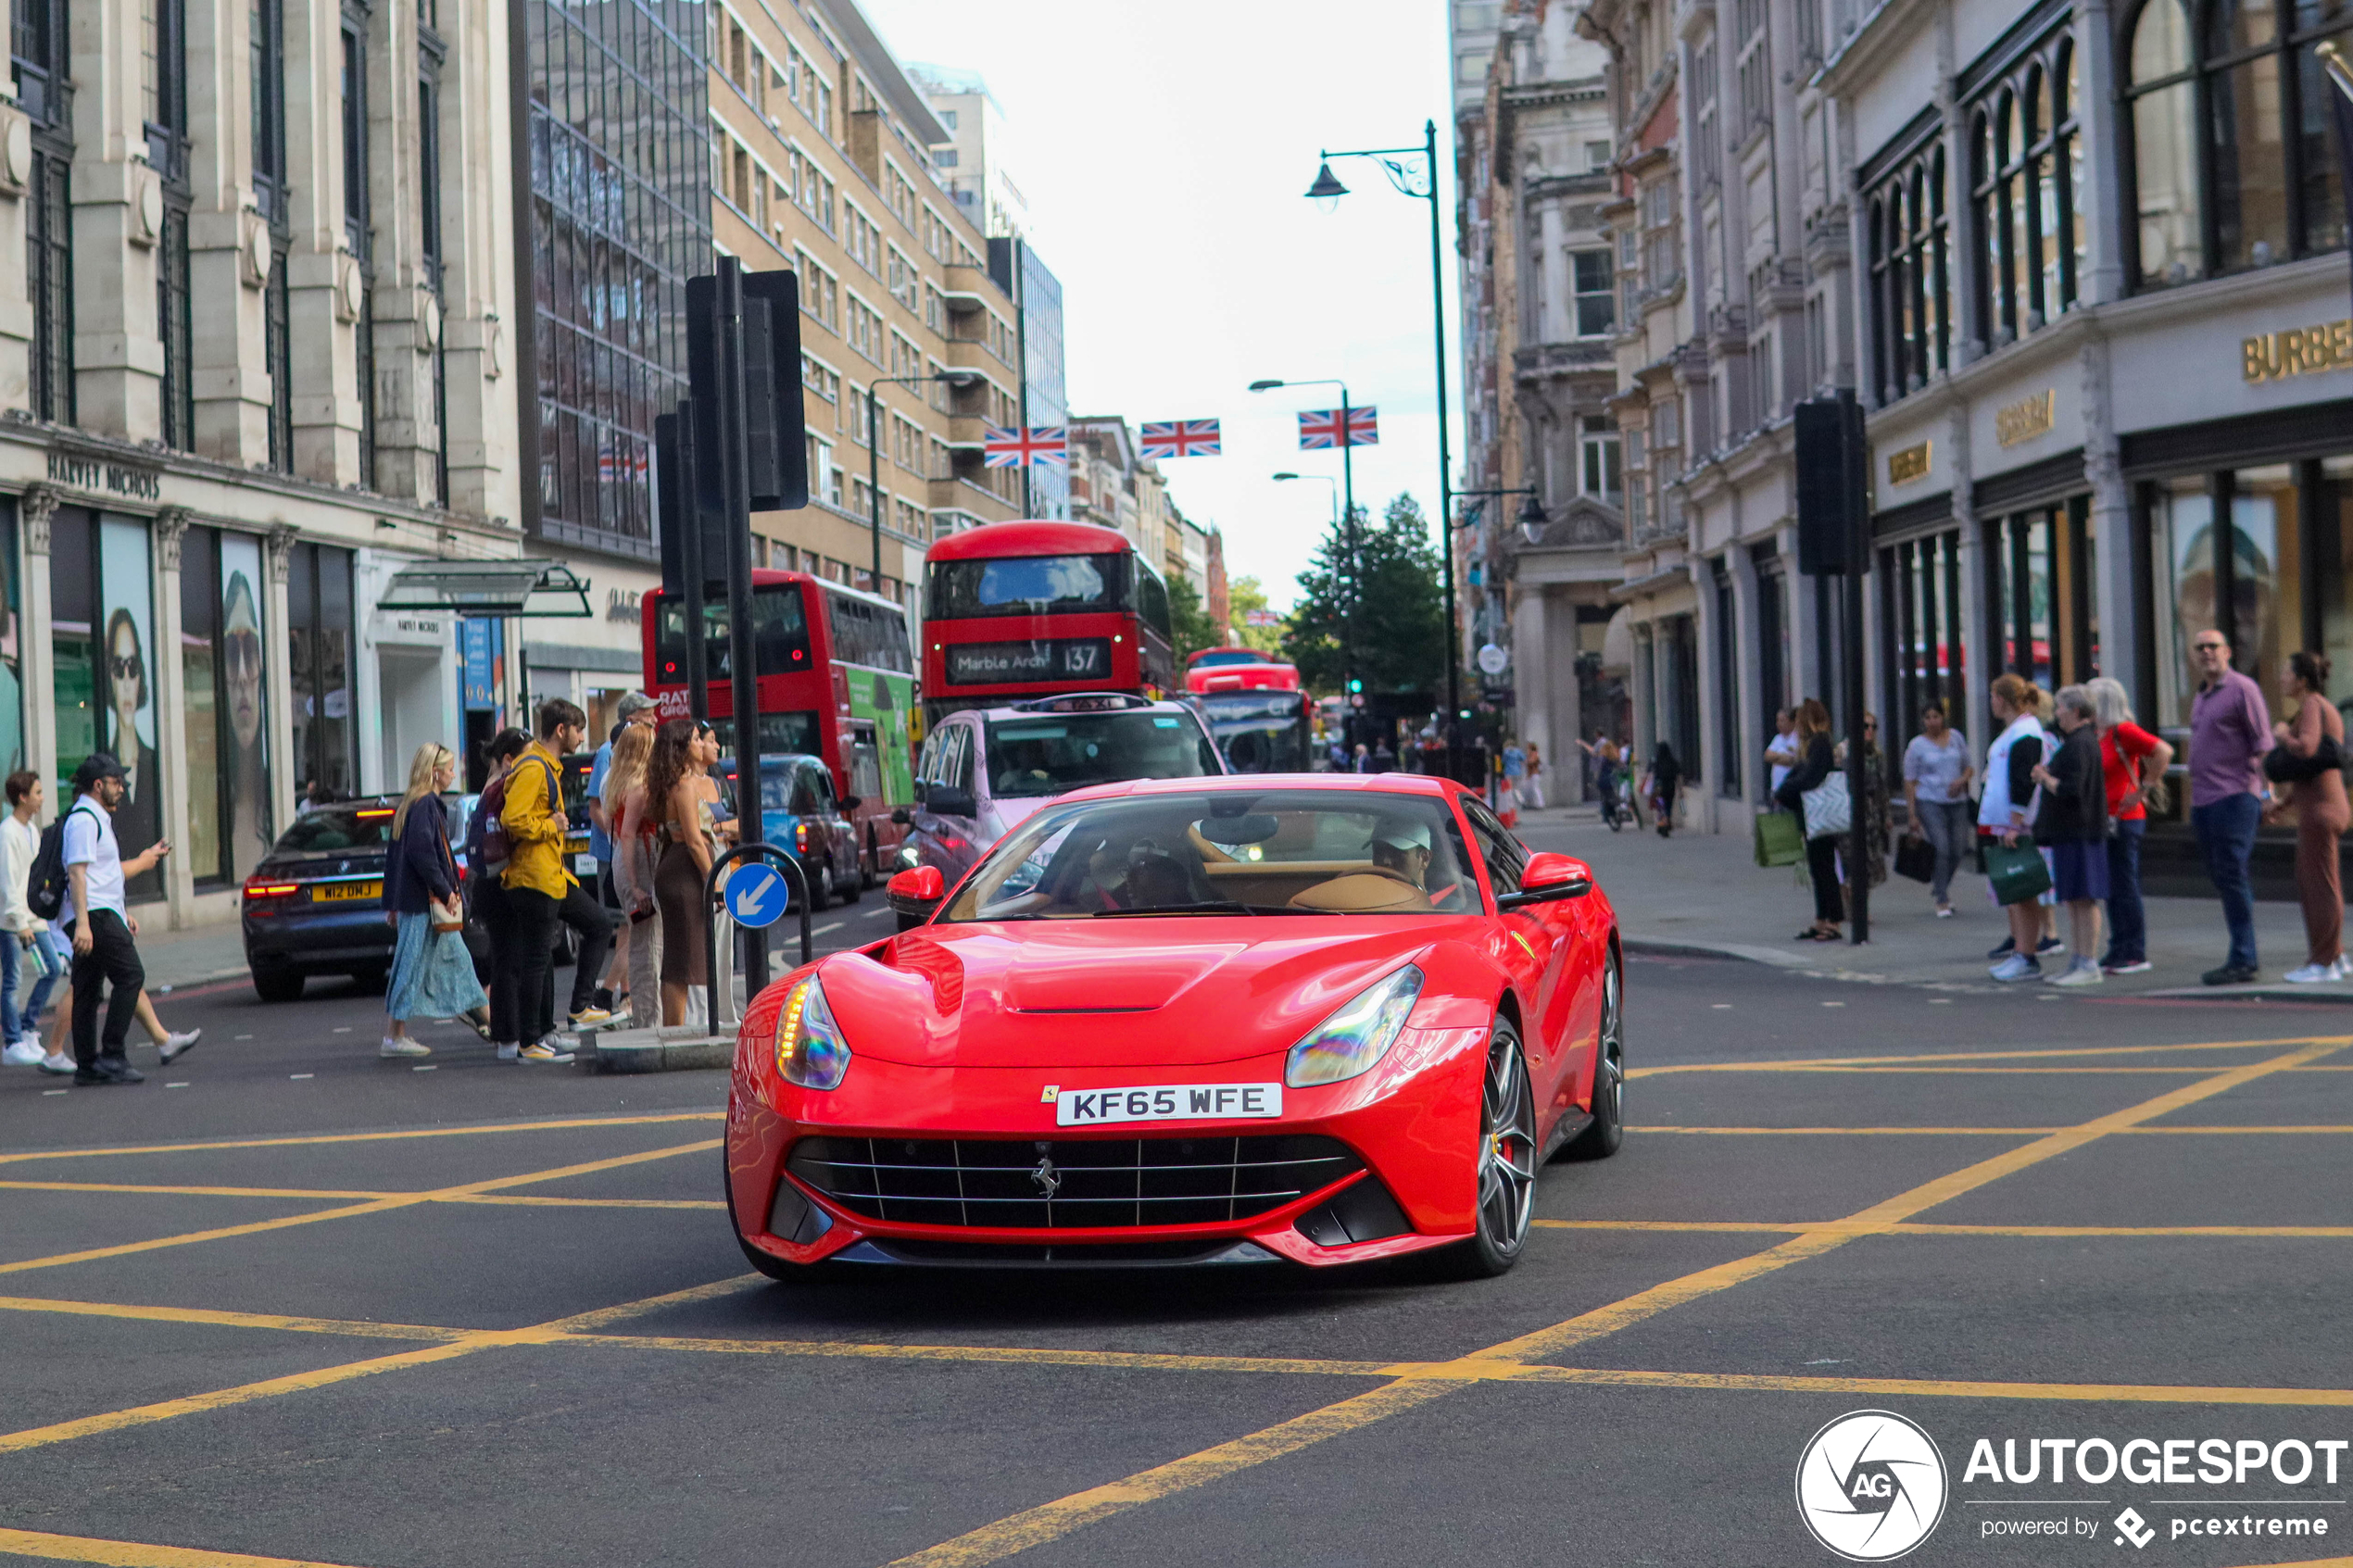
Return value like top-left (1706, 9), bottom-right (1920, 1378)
top-left (786, 1134), bottom-right (1361, 1229)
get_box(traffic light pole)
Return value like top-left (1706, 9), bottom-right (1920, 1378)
top-left (711, 257), bottom-right (771, 999)
top-left (1340, 391), bottom-right (1358, 746)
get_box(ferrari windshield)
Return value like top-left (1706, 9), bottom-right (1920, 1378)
top-left (941, 789), bottom-right (1478, 920)
top-left (982, 712), bottom-right (1221, 799)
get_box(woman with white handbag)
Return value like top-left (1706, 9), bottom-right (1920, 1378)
top-left (1775, 698), bottom-right (1847, 941)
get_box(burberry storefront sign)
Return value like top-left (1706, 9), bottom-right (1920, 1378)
top-left (2242, 319), bottom-right (2353, 383)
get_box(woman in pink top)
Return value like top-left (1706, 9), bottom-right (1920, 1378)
top-left (2265, 651), bottom-right (2349, 982)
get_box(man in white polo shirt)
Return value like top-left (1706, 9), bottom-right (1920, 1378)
top-left (63, 753), bottom-right (170, 1085)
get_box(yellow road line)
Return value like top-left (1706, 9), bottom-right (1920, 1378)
top-left (0, 1273), bottom-right (757, 1457)
top-left (0, 1139), bottom-right (721, 1277)
top-left (561, 1333), bottom-right (1400, 1379)
top-left (1537, 1218), bottom-right (2353, 1238)
top-left (1628, 1035), bottom-right (2350, 1079)
top-left (885, 1037), bottom-right (2347, 1568)
top-left (437, 1194), bottom-right (728, 1211)
top-left (0, 1181), bottom-right (395, 1199)
top-left (0, 1110), bottom-right (724, 1167)
top-left (0, 1294), bottom-right (464, 1341)
top-left (1627, 1123), bottom-right (2353, 1135)
top-left (0, 1526), bottom-right (375, 1567)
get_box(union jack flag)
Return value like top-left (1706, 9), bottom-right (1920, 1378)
top-left (1139, 419), bottom-right (1222, 458)
top-left (1298, 406), bottom-right (1378, 449)
top-left (983, 424), bottom-right (1069, 468)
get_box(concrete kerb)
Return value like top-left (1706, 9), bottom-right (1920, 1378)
top-left (577, 1025), bottom-right (736, 1073)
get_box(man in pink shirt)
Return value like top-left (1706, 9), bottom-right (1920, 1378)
top-left (2187, 629), bottom-right (2272, 984)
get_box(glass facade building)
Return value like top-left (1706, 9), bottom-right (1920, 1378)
top-left (520, 0), bottom-right (711, 557)
top-left (992, 237), bottom-right (1067, 520)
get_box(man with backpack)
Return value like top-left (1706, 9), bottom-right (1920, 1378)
top-left (497, 700), bottom-right (611, 1062)
top-left (54, 754), bottom-right (170, 1085)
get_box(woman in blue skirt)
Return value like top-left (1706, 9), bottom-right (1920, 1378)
top-left (382, 744), bottom-right (486, 1059)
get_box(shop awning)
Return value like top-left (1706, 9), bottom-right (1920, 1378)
top-left (378, 559), bottom-right (593, 618)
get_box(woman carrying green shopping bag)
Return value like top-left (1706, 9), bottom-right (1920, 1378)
top-left (1981, 674), bottom-right (2056, 982)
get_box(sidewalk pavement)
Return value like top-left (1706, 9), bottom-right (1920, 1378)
top-left (123, 917), bottom-right (247, 993)
top-left (1511, 804), bottom-right (2337, 998)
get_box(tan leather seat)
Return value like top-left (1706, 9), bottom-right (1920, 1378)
top-left (1288, 872), bottom-right (1432, 913)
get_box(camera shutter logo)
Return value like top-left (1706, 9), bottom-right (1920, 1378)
top-left (1795, 1411), bottom-right (1948, 1562)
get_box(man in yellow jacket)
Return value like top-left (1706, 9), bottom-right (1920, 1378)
top-left (498, 699), bottom-right (613, 1061)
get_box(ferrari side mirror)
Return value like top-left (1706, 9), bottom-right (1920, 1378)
top-left (887, 864), bottom-right (947, 927)
top-left (1496, 852), bottom-right (1592, 909)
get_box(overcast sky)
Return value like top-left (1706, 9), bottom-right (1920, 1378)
top-left (860, 0), bottom-right (1463, 612)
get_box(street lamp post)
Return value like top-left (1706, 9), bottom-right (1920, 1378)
top-left (1252, 379), bottom-right (1360, 733)
top-left (866, 371), bottom-right (977, 597)
top-left (1303, 121), bottom-right (1455, 729)
top-left (1452, 485), bottom-right (1548, 710)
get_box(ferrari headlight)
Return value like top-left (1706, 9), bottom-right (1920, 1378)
top-left (774, 974), bottom-right (851, 1090)
top-left (1285, 965), bottom-right (1424, 1088)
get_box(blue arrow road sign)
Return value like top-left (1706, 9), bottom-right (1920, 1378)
top-left (725, 861), bottom-right (790, 928)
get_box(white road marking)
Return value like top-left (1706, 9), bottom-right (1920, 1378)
top-left (289, 1073), bottom-right (314, 1080)
top-left (42, 1089), bottom-right (65, 1097)
top-left (413, 1064), bottom-right (436, 1072)
top-left (1711, 1003), bottom-right (1732, 1010)
top-left (814, 922), bottom-right (844, 935)
top-left (1821, 1001), bottom-right (1845, 1008)
top-left (234, 1034), bottom-right (254, 1040)
top-left (1931, 998), bottom-right (1954, 1004)
top-left (332, 1027), bottom-right (352, 1035)
top-left (165, 1082), bottom-right (189, 1089)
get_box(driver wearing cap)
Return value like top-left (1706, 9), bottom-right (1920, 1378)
top-left (1371, 821), bottom-right (1465, 908)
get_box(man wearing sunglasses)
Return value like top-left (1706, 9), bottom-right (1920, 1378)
top-left (2188, 629), bottom-right (2272, 985)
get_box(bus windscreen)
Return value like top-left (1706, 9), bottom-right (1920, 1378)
top-left (928, 555), bottom-right (1120, 620)
top-left (653, 584), bottom-right (811, 684)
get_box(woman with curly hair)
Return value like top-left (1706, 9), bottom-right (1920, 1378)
top-left (648, 719), bottom-right (722, 1025)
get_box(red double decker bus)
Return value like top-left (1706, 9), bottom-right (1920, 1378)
top-left (921, 521), bottom-right (1175, 728)
top-left (1184, 646), bottom-right (1302, 695)
top-left (642, 571), bottom-right (918, 884)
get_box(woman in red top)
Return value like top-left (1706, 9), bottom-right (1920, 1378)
top-left (2089, 677), bottom-right (2172, 974)
top-left (2264, 651), bottom-right (2349, 982)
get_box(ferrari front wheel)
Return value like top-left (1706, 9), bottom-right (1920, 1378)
top-left (1442, 1015), bottom-right (1540, 1279)
top-left (1564, 954), bottom-right (1625, 1160)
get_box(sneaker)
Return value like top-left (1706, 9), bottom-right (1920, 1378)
top-left (495, 1042), bottom-right (521, 1062)
top-left (2283, 963), bottom-right (2341, 985)
top-left (72, 1056), bottom-right (144, 1085)
top-left (1934, 905), bottom-right (1954, 919)
top-left (568, 1005), bottom-right (612, 1028)
top-left (2035, 935), bottom-right (2066, 955)
top-left (157, 1029), bottom-right (201, 1064)
top-left (1990, 954), bottom-right (2042, 983)
top-left (2052, 960), bottom-right (2104, 986)
top-left (2334, 958), bottom-right (2353, 981)
top-left (3, 1039), bottom-right (44, 1067)
top-left (1987, 936), bottom-right (2017, 960)
top-left (2202, 963), bottom-right (2259, 986)
top-left (2102, 959), bottom-right (2153, 975)
top-left (518, 1040), bottom-right (575, 1063)
top-left (380, 1036), bottom-right (433, 1058)
top-left (37, 1052), bottom-right (72, 1074)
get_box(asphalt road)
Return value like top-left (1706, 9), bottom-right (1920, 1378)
top-left (3, 892), bottom-right (2351, 1567)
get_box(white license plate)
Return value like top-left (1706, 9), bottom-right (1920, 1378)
top-left (1054, 1083), bottom-right (1283, 1126)
top-left (575, 853), bottom-right (599, 874)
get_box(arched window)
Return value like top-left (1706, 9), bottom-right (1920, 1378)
top-left (1968, 41), bottom-right (2080, 343)
top-left (1866, 143), bottom-right (1950, 402)
top-left (2124, 0), bottom-right (2349, 286)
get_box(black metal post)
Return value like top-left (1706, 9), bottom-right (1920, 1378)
top-left (677, 400), bottom-right (711, 724)
top-left (1340, 389), bottom-right (1358, 744)
top-left (1841, 388), bottom-right (1871, 945)
top-left (1423, 119), bottom-right (1457, 734)
top-left (867, 383), bottom-right (885, 594)
top-left (713, 257), bottom-right (771, 998)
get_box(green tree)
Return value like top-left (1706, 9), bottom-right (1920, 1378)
top-left (1167, 573), bottom-right (1222, 661)
top-left (1226, 575), bottom-right (1286, 656)
top-left (1281, 493), bottom-right (1445, 696)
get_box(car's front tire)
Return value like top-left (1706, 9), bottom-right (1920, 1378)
top-left (1563, 954), bottom-right (1625, 1160)
top-left (1440, 1014), bottom-right (1540, 1279)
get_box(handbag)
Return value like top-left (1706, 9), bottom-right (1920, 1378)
top-left (1982, 838), bottom-right (2053, 906)
top-left (2263, 734), bottom-right (2341, 784)
top-left (1894, 833), bottom-right (1935, 884)
top-left (1754, 809), bottom-right (1804, 868)
top-left (1800, 772), bottom-right (1852, 841)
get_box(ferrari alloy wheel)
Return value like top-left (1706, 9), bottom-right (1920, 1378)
top-left (1446, 1015), bottom-right (1540, 1278)
top-left (1565, 954), bottom-right (1625, 1160)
